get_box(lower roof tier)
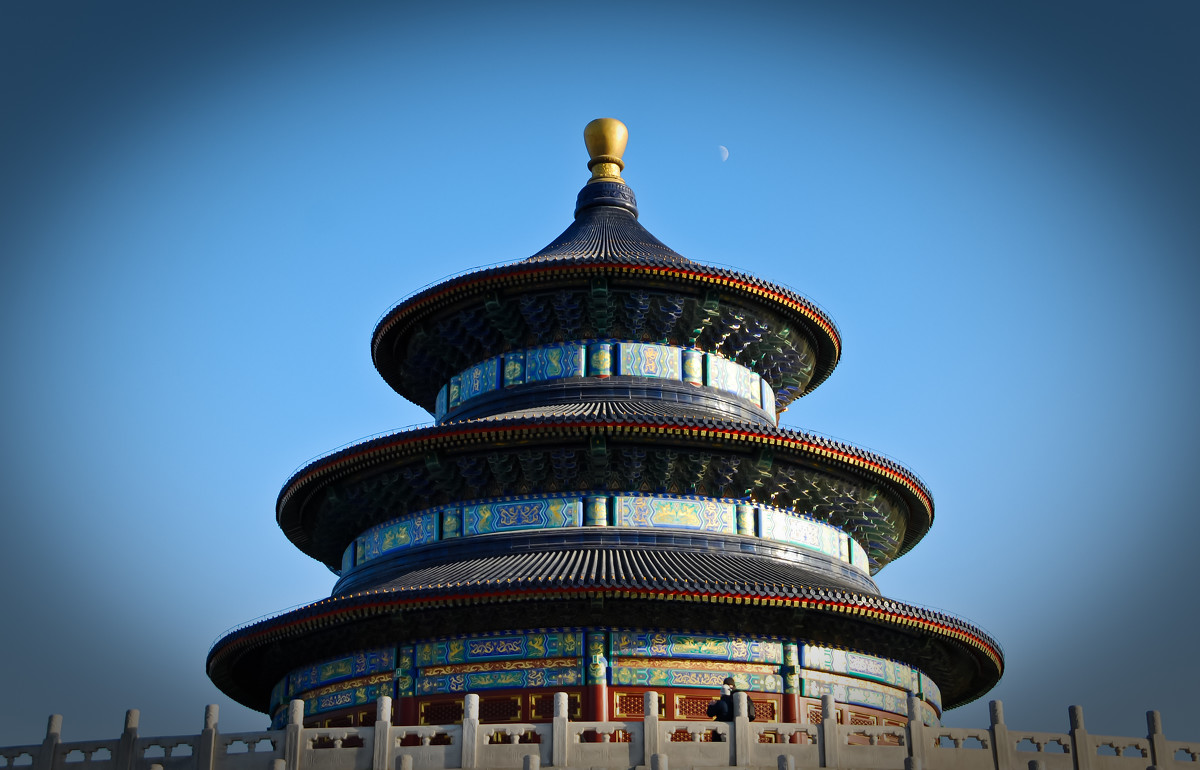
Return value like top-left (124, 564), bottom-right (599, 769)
top-left (206, 548), bottom-right (1002, 713)
top-left (277, 414), bottom-right (933, 574)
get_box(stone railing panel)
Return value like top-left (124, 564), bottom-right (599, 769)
top-left (8, 697), bottom-right (1200, 770)
top-left (57, 741), bottom-right (118, 770)
top-left (1087, 732), bottom-right (1152, 769)
top-left (390, 726), bottom-right (460, 770)
top-left (749, 724), bottom-right (819, 768)
top-left (474, 724), bottom-right (550, 769)
top-left (214, 732), bottom-right (281, 770)
top-left (836, 724), bottom-right (908, 770)
top-left (1012, 729), bottom-right (1074, 770)
top-left (1, 745), bottom-right (39, 769)
top-left (1163, 740), bottom-right (1200, 766)
top-left (301, 728), bottom-right (370, 770)
top-left (566, 721), bottom-right (643, 768)
top-left (655, 722), bottom-right (733, 768)
top-left (136, 735), bottom-right (199, 770)
top-left (923, 727), bottom-right (993, 770)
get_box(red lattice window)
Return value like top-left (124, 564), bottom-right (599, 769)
top-left (530, 692), bottom-right (581, 720)
top-left (479, 696), bottom-right (522, 722)
top-left (749, 698), bottom-right (777, 722)
top-left (849, 712), bottom-right (877, 726)
top-left (420, 699), bottom-right (464, 726)
top-left (675, 695), bottom-right (715, 720)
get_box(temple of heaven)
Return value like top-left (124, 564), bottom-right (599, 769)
top-left (206, 118), bottom-right (1003, 732)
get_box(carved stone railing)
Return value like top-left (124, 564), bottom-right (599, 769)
top-left (2, 692), bottom-right (1197, 770)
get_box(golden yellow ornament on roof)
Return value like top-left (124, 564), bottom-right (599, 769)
top-left (584, 117), bottom-right (628, 184)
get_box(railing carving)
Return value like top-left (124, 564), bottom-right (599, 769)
top-left (5, 697), bottom-right (1198, 770)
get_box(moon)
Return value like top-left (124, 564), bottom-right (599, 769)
top-left (718, 145), bottom-right (729, 162)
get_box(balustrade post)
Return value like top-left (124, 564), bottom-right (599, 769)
top-left (906, 696), bottom-right (927, 767)
top-left (196, 705), bottom-right (218, 770)
top-left (818, 695), bottom-right (840, 769)
top-left (34, 715), bottom-right (61, 770)
top-left (522, 754), bottom-right (540, 770)
top-left (461, 694), bottom-right (480, 769)
top-left (650, 753), bottom-right (668, 770)
top-left (734, 692), bottom-right (751, 767)
top-left (114, 710), bottom-right (139, 770)
top-left (989, 700), bottom-right (1014, 770)
top-left (904, 759), bottom-right (922, 770)
top-left (1147, 710), bottom-right (1169, 767)
top-left (373, 696), bottom-right (392, 770)
top-left (552, 692), bottom-right (569, 768)
top-left (1068, 706), bottom-right (1092, 770)
top-left (283, 700), bottom-right (305, 770)
top-left (643, 691), bottom-right (661, 767)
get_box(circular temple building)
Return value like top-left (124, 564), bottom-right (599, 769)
top-left (207, 119), bottom-right (1003, 733)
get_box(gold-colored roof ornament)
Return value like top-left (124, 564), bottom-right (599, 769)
top-left (584, 117), bottom-right (628, 184)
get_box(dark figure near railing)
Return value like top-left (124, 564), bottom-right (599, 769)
top-left (707, 677), bottom-right (756, 723)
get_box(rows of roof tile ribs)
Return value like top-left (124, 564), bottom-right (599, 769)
top-left (354, 547), bottom-right (864, 596)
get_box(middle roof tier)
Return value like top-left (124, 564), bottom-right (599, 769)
top-left (277, 415), bottom-right (933, 576)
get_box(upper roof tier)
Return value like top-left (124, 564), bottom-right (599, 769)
top-left (372, 119), bottom-right (841, 418)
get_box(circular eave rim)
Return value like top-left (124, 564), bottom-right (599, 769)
top-left (276, 415), bottom-right (933, 569)
top-left (207, 583), bottom-right (1001, 713)
top-left (370, 259), bottom-right (841, 409)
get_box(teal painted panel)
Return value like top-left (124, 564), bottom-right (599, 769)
top-left (417, 664), bottom-right (583, 695)
top-left (760, 379), bottom-right (776, 422)
top-left (287, 647), bottom-right (397, 696)
top-left (308, 682), bottom-right (391, 716)
top-left (617, 342), bottom-right (681, 379)
top-left (441, 506), bottom-right (463, 539)
top-left (463, 496), bottom-right (581, 536)
top-left (415, 630), bottom-right (584, 665)
top-left (611, 665), bottom-right (782, 692)
top-left (920, 672), bottom-right (943, 715)
top-left (435, 385), bottom-right (448, 421)
top-left (757, 508), bottom-right (842, 560)
top-left (358, 510), bottom-right (438, 563)
top-left (612, 495), bottom-right (736, 534)
top-left (802, 671), bottom-right (908, 716)
top-left (610, 631), bottom-right (784, 664)
top-left (849, 538), bottom-right (869, 573)
top-left (524, 343), bottom-right (586, 382)
top-left (459, 356), bottom-right (500, 402)
top-left (588, 341), bottom-right (614, 377)
top-left (800, 645), bottom-right (914, 691)
top-left (503, 350), bottom-right (525, 387)
top-left (681, 348), bottom-right (704, 385)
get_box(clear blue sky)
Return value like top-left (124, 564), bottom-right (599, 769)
top-left (1, 0), bottom-right (1197, 746)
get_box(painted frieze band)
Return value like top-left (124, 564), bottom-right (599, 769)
top-left (342, 494), bottom-right (871, 576)
top-left (434, 340), bottom-right (776, 422)
top-left (269, 630), bottom-right (941, 727)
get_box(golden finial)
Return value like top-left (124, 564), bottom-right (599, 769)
top-left (584, 118), bottom-right (628, 184)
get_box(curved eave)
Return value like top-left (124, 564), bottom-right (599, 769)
top-left (276, 415), bottom-right (933, 568)
top-left (207, 579), bottom-right (1001, 713)
top-left (371, 259), bottom-right (841, 407)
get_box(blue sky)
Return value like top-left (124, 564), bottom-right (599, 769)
top-left (1, 0), bottom-right (1197, 746)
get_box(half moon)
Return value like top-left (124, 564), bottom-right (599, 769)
top-left (718, 145), bottom-right (730, 162)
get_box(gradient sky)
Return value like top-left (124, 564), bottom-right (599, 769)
top-left (2, 0), bottom-right (1198, 747)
